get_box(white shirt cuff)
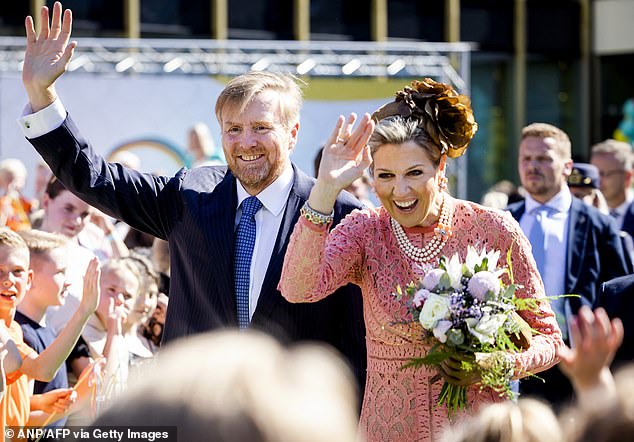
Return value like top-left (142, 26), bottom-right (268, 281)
top-left (17, 99), bottom-right (67, 139)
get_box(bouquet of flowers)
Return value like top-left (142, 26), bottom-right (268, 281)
top-left (394, 245), bottom-right (538, 414)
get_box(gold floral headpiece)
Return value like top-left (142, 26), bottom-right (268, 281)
top-left (371, 78), bottom-right (478, 158)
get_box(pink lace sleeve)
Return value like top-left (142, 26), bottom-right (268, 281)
top-left (279, 209), bottom-right (368, 303)
top-left (492, 210), bottom-right (564, 377)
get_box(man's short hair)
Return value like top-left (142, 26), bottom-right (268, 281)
top-left (215, 71), bottom-right (303, 129)
top-left (17, 229), bottom-right (67, 259)
top-left (45, 176), bottom-right (68, 199)
top-left (591, 139), bottom-right (633, 170)
top-left (521, 123), bottom-right (572, 159)
top-left (0, 227), bottom-right (29, 255)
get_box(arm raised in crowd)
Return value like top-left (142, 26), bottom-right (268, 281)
top-left (21, 2), bottom-right (186, 240)
top-left (23, 2), bottom-right (75, 112)
top-left (557, 306), bottom-right (624, 408)
top-left (20, 258), bottom-right (100, 382)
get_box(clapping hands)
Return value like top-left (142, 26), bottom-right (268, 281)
top-left (79, 258), bottom-right (101, 317)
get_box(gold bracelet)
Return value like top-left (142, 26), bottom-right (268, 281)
top-left (300, 202), bottom-right (334, 226)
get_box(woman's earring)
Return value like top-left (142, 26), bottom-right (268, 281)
top-left (438, 175), bottom-right (448, 191)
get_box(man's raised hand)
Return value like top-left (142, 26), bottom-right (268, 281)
top-left (23, 2), bottom-right (76, 111)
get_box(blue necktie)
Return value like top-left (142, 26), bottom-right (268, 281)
top-left (234, 196), bottom-right (262, 329)
top-left (528, 205), bottom-right (567, 338)
top-left (527, 206), bottom-right (551, 278)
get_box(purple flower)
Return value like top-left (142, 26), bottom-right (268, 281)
top-left (468, 271), bottom-right (501, 301)
top-left (422, 269), bottom-right (446, 290)
top-left (413, 289), bottom-right (430, 309)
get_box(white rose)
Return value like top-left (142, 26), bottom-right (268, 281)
top-left (422, 269), bottom-right (446, 290)
top-left (419, 293), bottom-right (452, 330)
top-left (433, 320), bottom-right (453, 343)
top-left (467, 312), bottom-right (507, 344)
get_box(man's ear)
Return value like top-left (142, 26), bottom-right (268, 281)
top-left (625, 169), bottom-right (634, 188)
top-left (26, 268), bottom-right (33, 293)
top-left (563, 158), bottom-right (574, 177)
top-left (288, 122), bottom-right (300, 150)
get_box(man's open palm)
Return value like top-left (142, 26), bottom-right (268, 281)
top-left (23, 2), bottom-right (75, 111)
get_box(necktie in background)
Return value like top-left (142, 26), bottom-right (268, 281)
top-left (527, 205), bottom-right (552, 278)
top-left (528, 205), bottom-right (567, 339)
top-left (234, 196), bottom-right (262, 329)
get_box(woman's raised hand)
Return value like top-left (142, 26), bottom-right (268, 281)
top-left (318, 113), bottom-right (374, 190)
top-left (23, 2), bottom-right (76, 111)
top-left (308, 113), bottom-right (374, 214)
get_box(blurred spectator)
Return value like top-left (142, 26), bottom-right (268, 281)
top-left (0, 158), bottom-right (33, 231)
top-left (567, 163), bottom-right (609, 214)
top-left (123, 228), bottom-right (155, 250)
top-left (187, 122), bottom-right (223, 167)
top-left (110, 151), bottom-right (141, 170)
top-left (33, 160), bottom-right (53, 207)
top-left (78, 210), bottom-right (129, 261)
top-left (481, 180), bottom-right (524, 210)
top-left (440, 398), bottom-right (562, 442)
top-left (590, 139), bottom-right (634, 236)
top-left (122, 253), bottom-right (159, 360)
top-left (94, 330), bottom-right (359, 442)
top-left (141, 292), bottom-right (167, 351)
top-left (600, 275), bottom-right (634, 367)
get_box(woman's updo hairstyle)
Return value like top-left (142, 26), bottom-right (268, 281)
top-left (371, 78), bottom-right (478, 159)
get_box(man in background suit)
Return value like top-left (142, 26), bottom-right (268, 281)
top-left (601, 274), bottom-right (634, 367)
top-left (507, 123), bottom-right (629, 406)
top-left (19, 3), bottom-right (367, 391)
top-left (591, 139), bottom-right (634, 236)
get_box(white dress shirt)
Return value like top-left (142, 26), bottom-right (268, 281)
top-left (17, 99), bottom-right (66, 137)
top-left (235, 167), bottom-right (293, 320)
top-left (520, 189), bottom-right (572, 302)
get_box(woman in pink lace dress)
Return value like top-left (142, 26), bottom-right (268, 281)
top-left (279, 79), bottom-right (563, 442)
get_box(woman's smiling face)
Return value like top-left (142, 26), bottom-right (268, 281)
top-left (372, 141), bottom-right (443, 228)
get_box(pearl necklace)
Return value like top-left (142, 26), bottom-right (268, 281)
top-left (390, 195), bottom-right (453, 263)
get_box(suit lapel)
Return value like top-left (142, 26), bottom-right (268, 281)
top-left (622, 202), bottom-right (634, 235)
top-left (566, 199), bottom-right (587, 294)
top-left (507, 201), bottom-right (525, 222)
top-left (254, 166), bottom-right (313, 319)
top-left (202, 171), bottom-right (239, 325)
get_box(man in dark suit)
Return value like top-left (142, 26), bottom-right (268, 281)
top-left (601, 275), bottom-right (634, 367)
top-left (19, 3), bottom-right (367, 391)
top-left (507, 123), bottom-right (629, 406)
top-left (591, 139), bottom-right (634, 236)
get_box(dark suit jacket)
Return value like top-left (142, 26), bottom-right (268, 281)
top-left (621, 199), bottom-right (634, 238)
top-left (507, 197), bottom-right (629, 406)
top-left (601, 275), bottom-right (634, 367)
top-left (29, 115), bottom-right (367, 391)
top-left (507, 197), bottom-right (629, 311)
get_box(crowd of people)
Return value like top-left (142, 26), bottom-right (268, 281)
top-left (0, 2), bottom-right (632, 441)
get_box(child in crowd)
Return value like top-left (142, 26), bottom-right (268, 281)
top-left (69, 258), bottom-right (141, 401)
top-left (37, 177), bottom-right (96, 336)
top-left (14, 229), bottom-right (74, 427)
top-left (123, 254), bottom-right (159, 362)
top-left (0, 227), bottom-right (99, 440)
